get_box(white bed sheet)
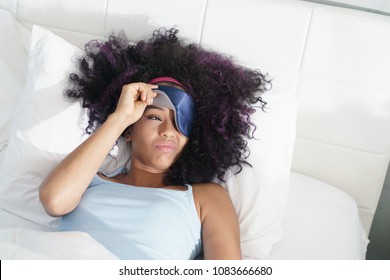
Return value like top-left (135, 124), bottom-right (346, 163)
top-left (267, 172), bottom-right (369, 260)
top-left (0, 227), bottom-right (118, 260)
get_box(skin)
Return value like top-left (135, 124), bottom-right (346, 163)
top-left (39, 82), bottom-right (242, 260)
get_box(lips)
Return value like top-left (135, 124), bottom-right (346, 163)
top-left (155, 142), bottom-right (176, 153)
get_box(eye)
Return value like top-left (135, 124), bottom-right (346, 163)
top-left (147, 114), bottom-right (162, 121)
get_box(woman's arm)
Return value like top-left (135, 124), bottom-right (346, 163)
top-left (195, 183), bottom-right (242, 260)
top-left (39, 83), bottom-right (157, 216)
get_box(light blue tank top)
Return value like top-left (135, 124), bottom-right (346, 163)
top-left (59, 169), bottom-right (202, 259)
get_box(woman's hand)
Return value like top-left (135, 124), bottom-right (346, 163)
top-left (113, 83), bottom-right (158, 126)
top-left (40, 82), bottom-right (157, 217)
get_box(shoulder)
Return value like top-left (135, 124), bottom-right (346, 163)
top-left (192, 182), bottom-right (233, 222)
top-left (192, 182), bottom-right (241, 259)
top-left (192, 182), bottom-right (228, 201)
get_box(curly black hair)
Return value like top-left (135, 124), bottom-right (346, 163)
top-left (66, 27), bottom-right (271, 185)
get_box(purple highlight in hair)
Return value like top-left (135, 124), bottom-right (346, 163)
top-left (65, 27), bottom-right (271, 185)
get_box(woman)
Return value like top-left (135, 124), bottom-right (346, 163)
top-left (39, 28), bottom-right (270, 260)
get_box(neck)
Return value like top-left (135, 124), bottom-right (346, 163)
top-left (123, 165), bottom-right (166, 188)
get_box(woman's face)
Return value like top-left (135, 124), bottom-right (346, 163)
top-left (129, 105), bottom-right (189, 173)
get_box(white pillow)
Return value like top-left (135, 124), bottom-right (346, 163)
top-left (0, 25), bottom-right (88, 229)
top-left (223, 94), bottom-right (297, 259)
top-left (0, 26), bottom-right (297, 258)
top-left (0, 9), bottom-right (30, 151)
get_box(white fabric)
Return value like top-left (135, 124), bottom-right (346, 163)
top-left (0, 25), bottom-right (88, 230)
top-left (224, 95), bottom-right (297, 259)
top-left (0, 228), bottom-right (118, 259)
top-left (292, 3), bottom-right (390, 233)
top-left (0, 9), bottom-right (29, 150)
top-left (267, 172), bottom-right (369, 260)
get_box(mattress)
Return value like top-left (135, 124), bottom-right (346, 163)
top-left (267, 172), bottom-right (369, 259)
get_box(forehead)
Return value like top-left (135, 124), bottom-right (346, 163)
top-left (145, 105), bottom-right (171, 113)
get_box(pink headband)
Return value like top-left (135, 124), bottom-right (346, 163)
top-left (148, 77), bottom-right (185, 88)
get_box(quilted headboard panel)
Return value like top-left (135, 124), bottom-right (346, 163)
top-left (1, 0), bottom-right (390, 233)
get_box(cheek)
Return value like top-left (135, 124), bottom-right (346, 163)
top-left (130, 127), bottom-right (152, 151)
top-left (132, 121), bottom-right (156, 138)
top-left (177, 136), bottom-right (189, 151)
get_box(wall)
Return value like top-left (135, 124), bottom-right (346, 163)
top-left (302, 0), bottom-right (390, 15)
top-left (301, 0), bottom-right (390, 260)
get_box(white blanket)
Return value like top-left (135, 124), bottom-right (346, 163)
top-left (0, 228), bottom-right (118, 259)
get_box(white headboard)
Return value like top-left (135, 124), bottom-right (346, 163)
top-left (1, 0), bottom-right (390, 234)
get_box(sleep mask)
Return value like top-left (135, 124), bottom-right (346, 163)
top-left (151, 85), bottom-right (195, 137)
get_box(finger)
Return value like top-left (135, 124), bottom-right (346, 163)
top-left (124, 82), bottom-right (157, 104)
top-left (141, 90), bottom-right (147, 102)
top-left (147, 83), bottom-right (159, 89)
top-left (139, 83), bottom-right (156, 101)
top-left (138, 84), bottom-right (155, 104)
top-left (121, 84), bottom-right (139, 101)
top-left (148, 90), bottom-right (158, 105)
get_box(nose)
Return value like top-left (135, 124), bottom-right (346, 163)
top-left (159, 119), bottom-right (177, 138)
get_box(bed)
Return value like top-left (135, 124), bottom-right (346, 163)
top-left (0, 0), bottom-right (389, 260)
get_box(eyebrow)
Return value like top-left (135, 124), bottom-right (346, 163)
top-left (145, 105), bottom-right (164, 111)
